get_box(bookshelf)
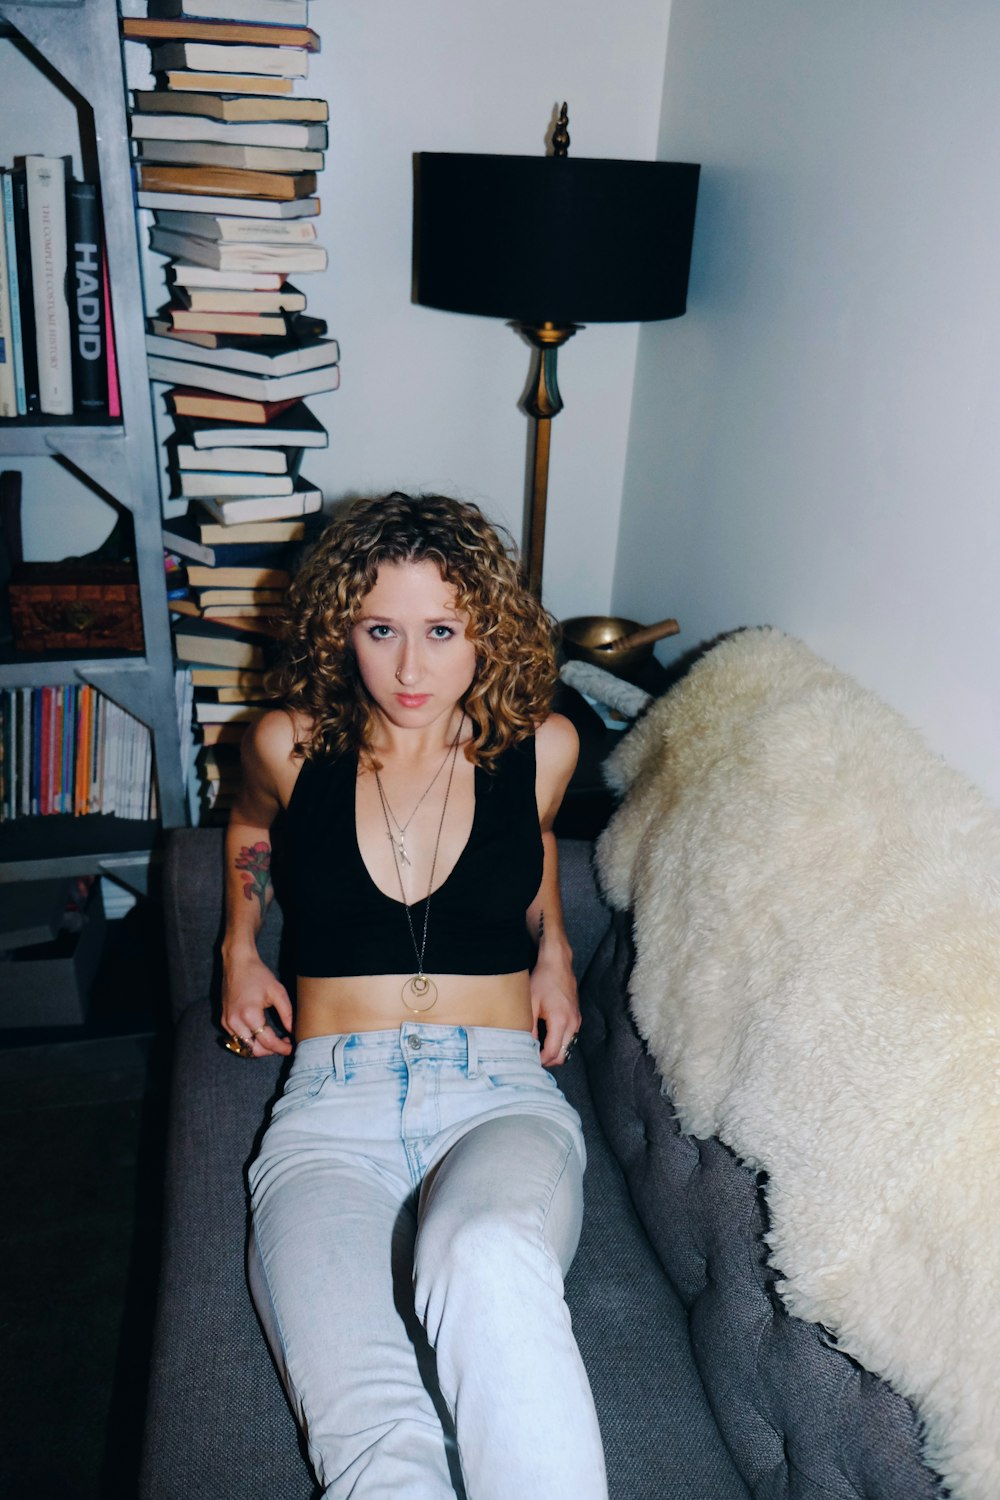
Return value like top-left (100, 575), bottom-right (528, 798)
top-left (0, 0), bottom-right (187, 885)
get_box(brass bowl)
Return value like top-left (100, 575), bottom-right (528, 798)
top-left (560, 614), bottom-right (652, 675)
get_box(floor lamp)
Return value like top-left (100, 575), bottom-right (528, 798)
top-left (412, 111), bottom-right (700, 598)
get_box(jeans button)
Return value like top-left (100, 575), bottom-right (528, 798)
top-left (409, 1036), bottom-right (422, 1050)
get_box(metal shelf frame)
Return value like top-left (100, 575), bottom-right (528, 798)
top-left (0, 0), bottom-right (186, 879)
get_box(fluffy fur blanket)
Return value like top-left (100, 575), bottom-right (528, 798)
top-left (595, 627), bottom-right (1000, 1500)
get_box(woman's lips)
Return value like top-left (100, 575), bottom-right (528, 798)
top-left (395, 693), bottom-right (431, 708)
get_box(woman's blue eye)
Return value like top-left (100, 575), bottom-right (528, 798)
top-left (367, 625), bottom-right (394, 639)
top-left (430, 625), bottom-right (455, 639)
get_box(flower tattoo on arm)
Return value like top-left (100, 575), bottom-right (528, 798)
top-left (236, 841), bottom-right (272, 918)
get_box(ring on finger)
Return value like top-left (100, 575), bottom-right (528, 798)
top-left (250, 1025), bottom-right (267, 1040)
top-left (562, 1032), bottom-right (580, 1061)
top-left (224, 1033), bottom-right (254, 1059)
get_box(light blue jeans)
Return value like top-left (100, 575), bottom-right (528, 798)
top-left (248, 1024), bottom-right (609, 1500)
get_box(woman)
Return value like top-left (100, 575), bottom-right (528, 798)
top-left (222, 492), bottom-right (607, 1499)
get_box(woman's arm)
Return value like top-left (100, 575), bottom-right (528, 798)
top-left (527, 713), bottom-right (581, 1067)
top-left (221, 709), bottom-right (298, 1057)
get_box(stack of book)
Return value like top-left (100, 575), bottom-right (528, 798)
top-left (0, 158), bottom-right (118, 419)
top-left (124, 0), bottom-right (337, 818)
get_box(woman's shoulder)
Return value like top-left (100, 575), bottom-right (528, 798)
top-left (245, 706), bottom-right (310, 762)
top-left (530, 713), bottom-right (579, 825)
top-left (242, 707), bottom-right (315, 797)
top-left (533, 712), bottom-right (579, 774)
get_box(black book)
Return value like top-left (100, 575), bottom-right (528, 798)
top-left (65, 179), bottom-right (107, 416)
top-left (156, 311), bottom-right (328, 355)
top-left (9, 169), bottom-right (39, 414)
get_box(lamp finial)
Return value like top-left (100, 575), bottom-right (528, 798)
top-left (552, 103), bottom-right (570, 158)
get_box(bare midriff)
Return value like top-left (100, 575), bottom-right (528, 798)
top-left (295, 970), bottom-right (534, 1039)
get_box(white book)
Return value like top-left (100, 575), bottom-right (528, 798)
top-left (194, 700), bottom-right (266, 723)
top-left (176, 443), bottom-right (290, 472)
top-left (156, 211), bottom-right (317, 245)
top-left (147, 353), bottom-right (340, 401)
top-left (200, 597), bottom-right (281, 615)
top-left (0, 187), bottom-right (16, 418)
top-left (197, 478), bottom-right (321, 525)
top-left (151, 41), bottom-right (309, 77)
top-left (25, 156), bottom-right (73, 415)
top-left (178, 284), bottom-right (306, 311)
top-left (148, 0), bottom-right (308, 24)
top-left (179, 469), bottom-right (295, 497)
top-left (132, 89), bottom-right (328, 123)
top-left (171, 264), bottom-right (285, 289)
top-left (131, 115), bottom-right (328, 150)
top-left (138, 190), bottom-right (319, 219)
top-left (135, 139), bottom-right (324, 172)
top-left (158, 309), bottom-right (287, 336)
top-left (150, 227), bottom-right (327, 272)
top-left (146, 329), bottom-right (339, 375)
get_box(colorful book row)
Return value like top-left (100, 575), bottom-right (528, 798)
top-left (0, 684), bottom-right (154, 821)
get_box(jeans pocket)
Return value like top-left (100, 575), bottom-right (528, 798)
top-left (483, 1056), bottom-right (558, 1097)
top-left (270, 1065), bottom-right (333, 1118)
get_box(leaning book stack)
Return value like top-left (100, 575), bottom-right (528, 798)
top-left (0, 157), bottom-right (119, 419)
top-left (124, 0), bottom-right (336, 818)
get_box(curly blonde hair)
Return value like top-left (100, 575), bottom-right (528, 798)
top-left (269, 492), bottom-right (558, 769)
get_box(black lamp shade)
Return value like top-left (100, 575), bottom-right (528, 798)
top-left (413, 153), bottom-right (700, 326)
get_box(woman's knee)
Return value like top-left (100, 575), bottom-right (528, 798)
top-left (413, 1202), bottom-right (562, 1334)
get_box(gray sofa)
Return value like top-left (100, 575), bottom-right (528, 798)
top-left (140, 828), bottom-right (940, 1500)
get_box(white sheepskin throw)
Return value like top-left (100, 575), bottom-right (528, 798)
top-left (595, 627), bottom-right (1000, 1500)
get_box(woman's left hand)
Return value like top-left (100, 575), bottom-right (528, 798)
top-left (531, 948), bottom-right (581, 1067)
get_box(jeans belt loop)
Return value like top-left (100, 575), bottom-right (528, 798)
top-left (464, 1026), bottom-right (479, 1079)
top-left (331, 1034), bottom-right (348, 1083)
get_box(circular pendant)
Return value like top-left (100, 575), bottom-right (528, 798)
top-left (401, 974), bottom-right (439, 1014)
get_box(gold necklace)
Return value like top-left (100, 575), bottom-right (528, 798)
top-left (373, 717), bottom-right (464, 1013)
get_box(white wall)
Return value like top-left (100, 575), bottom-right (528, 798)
top-left (8, 1), bottom-right (673, 617)
top-left (616, 0), bottom-right (1000, 803)
top-left (314, 0), bottom-right (670, 618)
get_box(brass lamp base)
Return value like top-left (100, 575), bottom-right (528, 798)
top-left (515, 321), bottom-right (579, 599)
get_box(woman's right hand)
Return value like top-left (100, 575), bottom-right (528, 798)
top-left (222, 951), bottom-right (294, 1058)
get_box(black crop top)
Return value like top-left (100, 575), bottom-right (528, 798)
top-left (283, 737), bottom-right (544, 978)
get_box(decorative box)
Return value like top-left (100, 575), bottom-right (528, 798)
top-left (8, 562), bottom-right (144, 652)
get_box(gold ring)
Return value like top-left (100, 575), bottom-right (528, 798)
top-left (224, 1033), bottom-right (254, 1059)
top-left (250, 1025), bottom-right (267, 1039)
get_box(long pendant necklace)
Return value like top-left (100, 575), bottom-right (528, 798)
top-left (376, 735), bottom-right (456, 867)
top-left (373, 716), bottom-right (464, 1014)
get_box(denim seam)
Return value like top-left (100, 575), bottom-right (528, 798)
top-left (250, 1231), bottom-right (328, 1472)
